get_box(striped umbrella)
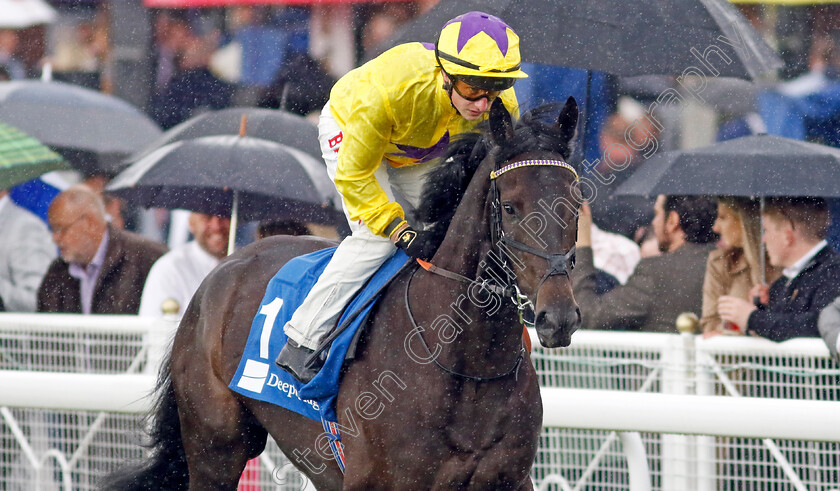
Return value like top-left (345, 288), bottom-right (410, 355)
top-left (0, 122), bottom-right (69, 190)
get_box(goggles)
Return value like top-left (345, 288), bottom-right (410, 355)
top-left (451, 78), bottom-right (502, 102)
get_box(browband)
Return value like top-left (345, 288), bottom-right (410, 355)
top-left (490, 159), bottom-right (579, 181)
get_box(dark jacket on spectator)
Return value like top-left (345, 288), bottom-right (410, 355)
top-left (150, 67), bottom-right (233, 129)
top-left (37, 226), bottom-right (167, 314)
top-left (748, 246), bottom-right (840, 342)
top-left (572, 242), bottom-right (714, 333)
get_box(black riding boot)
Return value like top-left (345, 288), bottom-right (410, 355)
top-left (275, 339), bottom-right (321, 384)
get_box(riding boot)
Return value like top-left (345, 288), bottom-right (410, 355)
top-left (275, 339), bottom-right (322, 384)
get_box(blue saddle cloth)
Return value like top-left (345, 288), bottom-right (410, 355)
top-left (229, 247), bottom-right (410, 424)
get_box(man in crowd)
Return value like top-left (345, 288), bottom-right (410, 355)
top-left (0, 189), bottom-right (56, 312)
top-left (719, 197), bottom-right (840, 341)
top-left (38, 185), bottom-right (167, 314)
top-left (573, 195), bottom-right (717, 332)
top-left (139, 212), bottom-right (230, 317)
top-left (587, 112), bottom-right (657, 241)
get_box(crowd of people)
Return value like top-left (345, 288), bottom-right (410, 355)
top-left (574, 188), bottom-right (840, 360)
top-left (1, 5), bottom-right (840, 364)
top-left (0, 183), bottom-right (316, 320)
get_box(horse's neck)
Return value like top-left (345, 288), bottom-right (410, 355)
top-left (411, 166), bottom-right (523, 375)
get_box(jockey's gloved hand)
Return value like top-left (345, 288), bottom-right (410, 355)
top-left (391, 225), bottom-right (438, 260)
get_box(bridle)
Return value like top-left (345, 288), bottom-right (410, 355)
top-left (489, 159), bottom-right (579, 302)
top-left (405, 157), bottom-right (579, 382)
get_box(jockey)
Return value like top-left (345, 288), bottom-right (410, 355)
top-left (276, 11), bottom-right (527, 383)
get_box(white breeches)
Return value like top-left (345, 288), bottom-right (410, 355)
top-left (284, 101), bottom-right (439, 349)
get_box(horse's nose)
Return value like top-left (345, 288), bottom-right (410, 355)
top-left (534, 306), bottom-right (580, 348)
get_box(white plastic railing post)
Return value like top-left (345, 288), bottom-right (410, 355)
top-left (146, 313), bottom-right (179, 376)
top-left (618, 432), bottom-right (652, 491)
top-left (694, 341), bottom-right (717, 491)
top-left (662, 331), bottom-right (690, 489)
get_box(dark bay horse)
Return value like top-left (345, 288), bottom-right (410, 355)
top-left (104, 98), bottom-right (582, 490)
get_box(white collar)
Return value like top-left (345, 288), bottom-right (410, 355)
top-left (0, 195), bottom-right (9, 214)
top-left (782, 240), bottom-right (827, 282)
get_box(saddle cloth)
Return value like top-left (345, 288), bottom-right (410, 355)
top-left (228, 246), bottom-right (410, 424)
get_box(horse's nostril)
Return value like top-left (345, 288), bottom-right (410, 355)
top-left (535, 310), bottom-right (548, 326)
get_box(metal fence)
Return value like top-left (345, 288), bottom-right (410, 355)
top-left (1, 314), bottom-right (838, 490)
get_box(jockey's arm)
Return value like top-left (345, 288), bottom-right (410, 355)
top-left (332, 79), bottom-right (405, 238)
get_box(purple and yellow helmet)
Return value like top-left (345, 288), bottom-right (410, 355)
top-left (435, 11), bottom-right (528, 92)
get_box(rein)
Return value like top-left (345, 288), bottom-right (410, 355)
top-left (404, 265), bottom-right (525, 382)
top-left (405, 158), bottom-right (577, 382)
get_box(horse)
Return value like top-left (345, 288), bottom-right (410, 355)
top-left (104, 98), bottom-right (582, 490)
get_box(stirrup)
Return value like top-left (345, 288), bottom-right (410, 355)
top-left (275, 339), bottom-right (322, 384)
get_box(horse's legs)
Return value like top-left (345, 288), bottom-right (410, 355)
top-left (172, 328), bottom-right (268, 489)
top-left (247, 400), bottom-right (345, 490)
top-left (175, 372), bottom-right (267, 490)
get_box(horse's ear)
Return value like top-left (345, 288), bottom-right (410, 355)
top-left (556, 96), bottom-right (579, 145)
top-left (489, 99), bottom-right (515, 146)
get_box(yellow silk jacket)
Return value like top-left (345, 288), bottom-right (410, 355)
top-left (328, 42), bottom-right (519, 237)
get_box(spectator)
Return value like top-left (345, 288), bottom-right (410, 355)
top-left (149, 12), bottom-right (193, 95)
top-left (701, 197), bottom-right (781, 334)
top-left (257, 53), bottom-right (335, 118)
top-left (139, 212), bottom-right (230, 317)
top-left (587, 112), bottom-right (657, 240)
top-left (150, 36), bottom-right (233, 129)
top-left (0, 29), bottom-right (25, 80)
top-left (719, 197), bottom-right (840, 341)
top-left (37, 185), bottom-right (167, 314)
top-left (573, 195), bottom-right (717, 333)
top-left (818, 296), bottom-right (840, 362)
top-left (0, 189), bottom-right (56, 312)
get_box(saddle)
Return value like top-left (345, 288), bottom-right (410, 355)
top-left (229, 247), bottom-right (410, 418)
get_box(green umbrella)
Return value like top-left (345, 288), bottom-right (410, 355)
top-left (0, 122), bottom-right (69, 190)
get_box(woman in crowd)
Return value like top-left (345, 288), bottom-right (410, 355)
top-left (701, 197), bottom-right (780, 334)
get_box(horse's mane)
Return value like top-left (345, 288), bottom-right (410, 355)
top-left (414, 102), bottom-right (577, 243)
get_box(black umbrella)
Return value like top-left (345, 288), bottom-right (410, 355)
top-left (126, 107), bottom-right (322, 164)
top-left (0, 80), bottom-right (162, 175)
top-left (383, 0), bottom-right (782, 79)
top-left (612, 134), bottom-right (840, 198)
top-left (107, 135), bottom-right (341, 254)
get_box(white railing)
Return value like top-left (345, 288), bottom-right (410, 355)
top-left (530, 328), bottom-right (840, 491)
top-left (1, 314), bottom-right (839, 490)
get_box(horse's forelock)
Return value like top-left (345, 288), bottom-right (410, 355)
top-left (495, 103), bottom-right (577, 166)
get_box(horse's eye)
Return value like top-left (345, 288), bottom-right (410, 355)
top-left (502, 203), bottom-right (515, 215)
